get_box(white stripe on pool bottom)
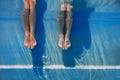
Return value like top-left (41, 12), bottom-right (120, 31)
top-left (0, 65), bottom-right (120, 69)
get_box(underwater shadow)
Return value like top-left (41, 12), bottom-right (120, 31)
top-left (31, 0), bottom-right (47, 77)
top-left (62, 0), bottom-right (94, 67)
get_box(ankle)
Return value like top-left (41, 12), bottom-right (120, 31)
top-left (59, 34), bottom-right (64, 38)
top-left (65, 34), bottom-right (69, 40)
top-left (25, 32), bottom-right (30, 37)
top-left (30, 33), bottom-right (35, 36)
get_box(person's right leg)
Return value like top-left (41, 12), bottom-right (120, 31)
top-left (22, 0), bottom-right (30, 48)
top-left (29, 0), bottom-right (36, 48)
top-left (64, 3), bottom-right (73, 50)
top-left (57, 4), bottom-right (66, 49)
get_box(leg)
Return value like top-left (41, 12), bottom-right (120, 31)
top-left (29, 0), bottom-right (36, 34)
top-left (29, 0), bottom-right (36, 48)
top-left (22, 0), bottom-right (30, 48)
top-left (64, 3), bottom-right (73, 50)
top-left (57, 4), bottom-right (66, 49)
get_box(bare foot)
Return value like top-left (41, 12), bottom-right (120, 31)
top-left (64, 37), bottom-right (71, 50)
top-left (58, 34), bottom-right (65, 50)
top-left (30, 33), bottom-right (36, 48)
top-left (24, 34), bottom-right (30, 48)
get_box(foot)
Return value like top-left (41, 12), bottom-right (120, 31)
top-left (30, 33), bottom-right (37, 48)
top-left (58, 34), bottom-right (65, 50)
top-left (24, 33), bottom-right (30, 48)
top-left (64, 37), bottom-right (71, 50)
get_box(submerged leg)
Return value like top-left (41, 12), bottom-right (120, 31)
top-left (58, 11), bottom-right (66, 50)
top-left (22, 0), bottom-right (30, 48)
top-left (29, 0), bottom-right (36, 48)
top-left (57, 4), bottom-right (66, 50)
top-left (64, 4), bottom-right (73, 50)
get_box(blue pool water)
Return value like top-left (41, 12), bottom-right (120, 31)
top-left (0, 0), bottom-right (120, 80)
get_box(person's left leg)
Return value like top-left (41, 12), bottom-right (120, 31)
top-left (29, 0), bottom-right (36, 48)
top-left (64, 3), bottom-right (73, 50)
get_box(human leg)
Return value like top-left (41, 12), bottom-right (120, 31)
top-left (29, 0), bottom-right (36, 48)
top-left (22, 0), bottom-right (30, 48)
top-left (57, 4), bottom-right (66, 49)
top-left (64, 3), bottom-right (73, 50)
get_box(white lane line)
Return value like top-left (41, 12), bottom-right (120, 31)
top-left (43, 65), bottom-right (120, 69)
top-left (0, 65), bottom-right (120, 69)
top-left (0, 65), bottom-right (33, 69)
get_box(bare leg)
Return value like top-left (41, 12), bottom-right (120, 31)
top-left (29, 0), bottom-right (36, 48)
top-left (58, 4), bottom-right (66, 50)
top-left (22, 0), bottom-right (30, 48)
top-left (64, 4), bottom-right (73, 50)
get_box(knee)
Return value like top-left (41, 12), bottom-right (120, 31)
top-left (22, 9), bottom-right (30, 16)
top-left (66, 4), bottom-right (73, 12)
top-left (66, 11), bottom-right (72, 19)
top-left (60, 4), bottom-right (66, 11)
